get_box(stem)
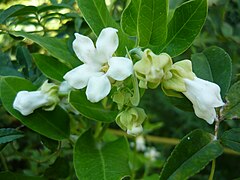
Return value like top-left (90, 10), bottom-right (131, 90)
top-left (208, 159), bottom-right (216, 180)
top-left (0, 152), bottom-right (8, 171)
top-left (107, 129), bottom-right (240, 155)
top-left (96, 123), bottom-right (110, 140)
top-left (130, 137), bottom-right (137, 180)
top-left (214, 118), bottom-right (220, 140)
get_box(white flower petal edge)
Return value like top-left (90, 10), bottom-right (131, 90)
top-left (107, 57), bottom-right (133, 81)
top-left (96, 27), bottom-right (119, 62)
top-left (127, 124), bottom-right (143, 136)
top-left (73, 33), bottom-right (96, 64)
top-left (183, 77), bottom-right (225, 124)
top-left (86, 75), bottom-right (111, 103)
top-left (64, 27), bottom-right (133, 103)
top-left (13, 91), bottom-right (49, 116)
top-left (63, 64), bottom-right (101, 89)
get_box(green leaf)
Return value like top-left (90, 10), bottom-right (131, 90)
top-left (16, 46), bottom-right (33, 77)
top-left (10, 31), bottom-right (80, 68)
top-left (144, 174), bottom-right (159, 180)
top-left (0, 5), bottom-right (37, 24)
top-left (69, 90), bottom-right (118, 122)
top-left (40, 135), bottom-right (59, 152)
top-left (33, 54), bottom-right (71, 82)
top-left (221, 128), bottom-right (240, 152)
top-left (74, 131), bottom-right (131, 180)
top-left (0, 172), bottom-right (44, 180)
top-left (155, 0), bottom-right (207, 57)
top-left (0, 76), bottom-right (70, 140)
top-left (121, 0), bottom-right (168, 47)
top-left (222, 81), bottom-right (240, 119)
top-left (0, 66), bottom-right (23, 77)
top-left (191, 46), bottom-right (232, 97)
top-left (44, 157), bottom-right (70, 179)
top-left (159, 129), bottom-right (223, 180)
top-left (0, 128), bottom-right (24, 144)
top-left (76, 0), bottom-right (134, 56)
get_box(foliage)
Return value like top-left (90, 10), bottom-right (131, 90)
top-left (0, 0), bottom-right (239, 179)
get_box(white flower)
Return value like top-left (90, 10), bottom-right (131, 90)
top-left (127, 124), bottom-right (143, 136)
top-left (183, 77), bottom-right (225, 124)
top-left (136, 135), bottom-right (146, 151)
top-left (63, 27), bottom-right (133, 103)
top-left (13, 91), bottom-right (51, 116)
top-left (13, 81), bottom-right (60, 116)
top-left (58, 81), bottom-right (72, 96)
top-left (144, 147), bottom-right (160, 162)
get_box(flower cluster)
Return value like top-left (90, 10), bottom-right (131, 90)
top-left (134, 49), bottom-right (224, 124)
top-left (13, 27), bottom-right (225, 137)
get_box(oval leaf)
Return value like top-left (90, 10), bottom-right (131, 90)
top-left (221, 128), bottom-right (240, 152)
top-left (159, 129), bottom-right (223, 180)
top-left (0, 76), bottom-right (70, 140)
top-left (74, 130), bottom-right (130, 179)
top-left (121, 0), bottom-right (168, 46)
top-left (191, 46), bottom-right (232, 97)
top-left (69, 90), bottom-right (118, 122)
top-left (155, 0), bottom-right (207, 57)
top-left (33, 54), bottom-right (71, 82)
top-left (222, 81), bottom-right (240, 119)
top-left (76, 0), bottom-right (134, 56)
top-left (0, 128), bottom-right (24, 144)
top-left (10, 31), bottom-right (80, 68)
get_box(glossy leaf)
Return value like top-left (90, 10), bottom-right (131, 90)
top-left (191, 46), bottom-right (232, 97)
top-left (221, 128), bottom-right (240, 152)
top-left (222, 81), bottom-right (240, 119)
top-left (0, 77), bottom-right (70, 140)
top-left (159, 129), bottom-right (223, 180)
top-left (69, 90), bottom-right (117, 122)
top-left (16, 46), bottom-right (33, 77)
top-left (0, 128), bottom-right (24, 144)
top-left (0, 67), bottom-right (23, 77)
top-left (155, 0), bottom-right (207, 57)
top-left (10, 31), bottom-right (80, 68)
top-left (121, 0), bottom-right (168, 47)
top-left (74, 131), bottom-right (130, 180)
top-left (33, 54), bottom-right (71, 82)
top-left (44, 157), bottom-right (70, 179)
top-left (0, 5), bottom-right (37, 24)
top-left (76, 0), bottom-right (134, 56)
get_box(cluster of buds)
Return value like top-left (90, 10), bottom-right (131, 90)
top-left (134, 49), bottom-right (224, 124)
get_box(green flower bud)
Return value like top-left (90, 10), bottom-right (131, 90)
top-left (134, 49), bottom-right (172, 89)
top-left (39, 81), bottom-right (60, 111)
top-left (161, 60), bottom-right (196, 97)
top-left (112, 88), bottom-right (132, 110)
top-left (116, 107), bottom-right (147, 136)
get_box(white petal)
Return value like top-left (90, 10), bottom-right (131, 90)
top-left (86, 75), bottom-right (111, 103)
top-left (73, 33), bottom-right (96, 64)
top-left (96, 27), bottom-right (119, 62)
top-left (63, 64), bottom-right (101, 89)
top-left (58, 81), bottom-right (72, 96)
top-left (193, 104), bottom-right (216, 124)
top-left (183, 77), bottom-right (225, 124)
top-left (127, 124), bottom-right (143, 136)
top-left (13, 91), bottom-right (49, 116)
top-left (106, 57), bottom-right (133, 81)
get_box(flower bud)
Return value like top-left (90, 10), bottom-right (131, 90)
top-left (161, 60), bottom-right (195, 97)
top-left (134, 49), bottom-right (172, 89)
top-left (13, 81), bottom-right (60, 116)
top-left (183, 77), bottom-right (225, 124)
top-left (116, 107), bottom-right (147, 136)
